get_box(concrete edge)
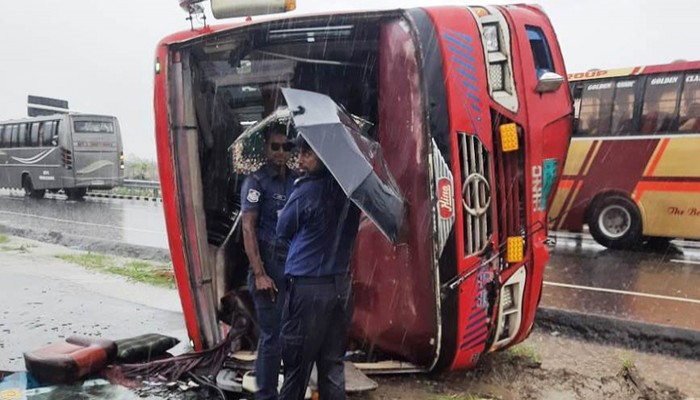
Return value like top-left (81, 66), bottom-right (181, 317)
top-left (535, 307), bottom-right (700, 360)
top-left (0, 224), bottom-right (171, 263)
top-left (85, 192), bottom-right (162, 202)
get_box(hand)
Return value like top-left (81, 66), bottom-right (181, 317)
top-left (254, 273), bottom-right (278, 293)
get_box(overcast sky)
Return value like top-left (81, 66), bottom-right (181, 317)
top-left (1, 0), bottom-right (698, 160)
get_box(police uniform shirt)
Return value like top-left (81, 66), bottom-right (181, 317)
top-left (241, 164), bottom-right (296, 246)
top-left (276, 171), bottom-right (360, 277)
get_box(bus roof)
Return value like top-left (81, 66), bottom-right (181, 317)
top-left (568, 60), bottom-right (700, 82)
top-left (156, 4), bottom-right (530, 47)
top-left (156, 8), bottom-right (405, 47)
top-left (0, 113), bottom-right (117, 124)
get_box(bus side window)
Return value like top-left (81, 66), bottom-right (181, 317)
top-left (526, 26), bottom-right (555, 78)
top-left (611, 79), bottom-right (637, 136)
top-left (18, 124), bottom-right (28, 147)
top-left (54, 121), bottom-right (61, 145)
top-left (640, 74), bottom-right (681, 135)
top-left (30, 123), bottom-right (40, 146)
top-left (41, 121), bottom-right (55, 147)
top-left (678, 72), bottom-right (700, 133)
top-left (578, 80), bottom-right (614, 137)
top-left (571, 83), bottom-right (583, 135)
top-left (10, 125), bottom-right (19, 147)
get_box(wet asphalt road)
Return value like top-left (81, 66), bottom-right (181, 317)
top-left (0, 240), bottom-right (186, 371)
top-left (543, 232), bottom-right (700, 331)
top-left (0, 189), bottom-right (168, 249)
top-left (0, 189), bottom-right (698, 333)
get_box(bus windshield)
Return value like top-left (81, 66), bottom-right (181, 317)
top-left (74, 120), bottom-right (115, 134)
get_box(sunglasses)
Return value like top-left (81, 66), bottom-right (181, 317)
top-left (270, 142), bottom-right (294, 152)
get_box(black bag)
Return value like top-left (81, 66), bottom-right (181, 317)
top-left (115, 333), bottom-right (180, 363)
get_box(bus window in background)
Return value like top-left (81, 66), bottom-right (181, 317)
top-left (10, 125), bottom-right (19, 147)
top-left (30, 122), bottom-right (40, 146)
top-left (678, 72), bottom-right (700, 133)
top-left (42, 121), bottom-right (55, 146)
top-left (0, 126), bottom-right (4, 148)
top-left (611, 79), bottom-right (637, 135)
top-left (18, 124), bottom-right (28, 147)
top-left (578, 81), bottom-right (613, 136)
top-left (640, 74), bottom-right (681, 134)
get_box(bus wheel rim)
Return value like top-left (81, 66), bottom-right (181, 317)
top-left (598, 204), bottom-right (632, 239)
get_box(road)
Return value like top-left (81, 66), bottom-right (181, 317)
top-left (0, 238), bottom-right (186, 372)
top-left (543, 233), bottom-right (700, 331)
top-left (0, 189), bottom-right (168, 249)
top-left (0, 190), bottom-right (698, 334)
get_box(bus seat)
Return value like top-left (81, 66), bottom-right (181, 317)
top-left (641, 112), bottom-right (659, 134)
top-left (24, 336), bottom-right (117, 384)
top-left (679, 102), bottom-right (700, 132)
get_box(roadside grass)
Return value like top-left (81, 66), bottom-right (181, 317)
top-left (0, 235), bottom-right (36, 253)
top-left (506, 343), bottom-right (542, 364)
top-left (619, 352), bottom-right (635, 373)
top-left (55, 253), bottom-right (175, 288)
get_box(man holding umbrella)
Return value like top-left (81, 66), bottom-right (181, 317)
top-left (240, 123), bottom-right (296, 400)
top-left (276, 138), bottom-right (361, 400)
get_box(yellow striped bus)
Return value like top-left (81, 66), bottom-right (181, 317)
top-left (550, 61), bottom-right (700, 249)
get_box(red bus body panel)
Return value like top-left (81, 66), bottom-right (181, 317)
top-left (154, 5), bottom-right (572, 371)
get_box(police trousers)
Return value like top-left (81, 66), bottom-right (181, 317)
top-left (279, 274), bottom-right (353, 400)
top-left (248, 244), bottom-right (288, 400)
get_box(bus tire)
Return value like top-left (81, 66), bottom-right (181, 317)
top-left (22, 176), bottom-right (45, 199)
top-left (588, 195), bottom-right (642, 250)
top-left (66, 188), bottom-right (87, 201)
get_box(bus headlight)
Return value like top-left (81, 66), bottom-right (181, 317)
top-left (483, 24), bottom-right (499, 52)
top-left (489, 63), bottom-right (505, 91)
top-left (501, 285), bottom-right (514, 310)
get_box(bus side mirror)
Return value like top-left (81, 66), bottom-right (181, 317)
top-left (535, 72), bottom-right (565, 93)
top-left (51, 135), bottom-right (58, 146)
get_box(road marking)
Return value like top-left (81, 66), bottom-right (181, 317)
top-left (0, 210), bottom-right (163, 235)
top-left (543, 281), bottom-right (700, 305)
top-left (670, 259), bottom-right (700, 266)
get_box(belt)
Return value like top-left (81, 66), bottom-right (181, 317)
top-left (288, 275), bottom-right (336, 285)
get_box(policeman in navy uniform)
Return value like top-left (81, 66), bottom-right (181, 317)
top-left (276, 139), bottom-right (361, 400)
top-left (241, 125), bottom-right (296, 400)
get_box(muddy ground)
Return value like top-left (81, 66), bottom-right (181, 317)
top-left (359, 330), bottom-right (697, 400)
top-left (1, 234), bottom-right (698, 399)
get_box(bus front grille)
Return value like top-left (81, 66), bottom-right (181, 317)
top-left (492, 119), bottom-right (526, 270)
top-left (458, 134), bottom-right (492, 255)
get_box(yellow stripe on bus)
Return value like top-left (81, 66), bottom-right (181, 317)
top-left (581, 140), bottom-right (602, 176)
top-left (646, 137), bottom-right (700, 178)
top-left (562, 140), bottom-right (594, 176)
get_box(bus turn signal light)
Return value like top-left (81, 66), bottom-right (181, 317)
top-left (473, 7), bottom-right (490, 17)
top-left (506, 236), bottom-right (523, 263)
top-left (500, 123), bottom-right (519, 152)
top-left (285, 0), bottom-right (296, 11)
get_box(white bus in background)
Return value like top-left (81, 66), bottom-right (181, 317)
top-left (0, 114), bottom-right (124, 200)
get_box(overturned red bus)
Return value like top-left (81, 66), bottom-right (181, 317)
top-left (154, 4), bottom-right (572, 372)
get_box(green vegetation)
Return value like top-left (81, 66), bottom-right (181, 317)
top-left (506, 343), bottom-right (542, 364)
top-left (0, 236), bottom-right (35, 253)
top-left (619, 353), bottom-right (635, 372)
top-left (56, 253), bottom-right (175, 288)
top-left (124, 156), bottom-right (159, 181)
